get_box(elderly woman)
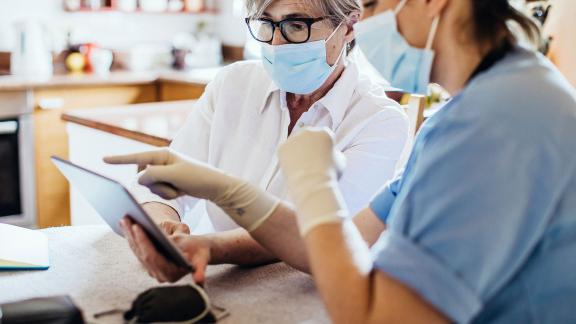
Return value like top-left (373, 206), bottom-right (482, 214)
top-left (109, 0), bottom-right (576, 322)
top-left (124, 0), bottom-right (408, 283)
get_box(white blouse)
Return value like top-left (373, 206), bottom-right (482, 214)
top-left (133, 59), bottom-right (409, 232)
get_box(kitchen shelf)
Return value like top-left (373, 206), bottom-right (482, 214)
top-left (64, 8), bottom-right (218, 14)
top-left (64, 0), bottom-right (217, 15)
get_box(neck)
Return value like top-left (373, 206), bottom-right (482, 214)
top-left (432, 29), bottom-right (485, 95)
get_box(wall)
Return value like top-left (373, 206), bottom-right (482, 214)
top-left (216, 0), bottom-right (246, 46)
top-left (0, 0), bottom-right (246, 52)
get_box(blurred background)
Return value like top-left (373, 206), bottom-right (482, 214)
top-left (0, 0), bottom-right (252, 75)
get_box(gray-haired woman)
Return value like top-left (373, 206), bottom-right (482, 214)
top-left (115, 0), bottom-right (409, 283)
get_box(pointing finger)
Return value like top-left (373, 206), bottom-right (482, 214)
top-left (103, 149), bottom-right (172, 166)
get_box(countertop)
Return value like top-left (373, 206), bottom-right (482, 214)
top-left (0, 67), bottom-right (222, 91)
top-left (62, 100), bottom-right (194, 147)
top-left (0, 226), bottom-right (328, 323)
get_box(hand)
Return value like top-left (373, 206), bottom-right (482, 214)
top-left (141, 201), bottom-right (189, 235)
top-left (170, 233), bottom-right (211, 284)
top-left (278, 128), bottom-right (348, 235)
top-left (105, 148), bottom-right (233, 201)
top-left (159, 220), bottom-right (190, 236)
top-left (106, 149), bottom-right (280, 232)
top-left (120, 217), bottom-right (209, 283)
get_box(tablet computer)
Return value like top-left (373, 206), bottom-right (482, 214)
top-left (51, 156), bottom-right (192, 271)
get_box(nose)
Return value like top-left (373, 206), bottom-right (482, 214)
top-left (271, 27), bottom-right (288, 45)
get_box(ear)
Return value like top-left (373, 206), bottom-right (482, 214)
top-left (344, 11), bottom-right (361, 44)
top-left (426, 0), bottom-right (449, 18)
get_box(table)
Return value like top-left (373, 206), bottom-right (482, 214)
top-left (0, 226), bottom-right (328, 323)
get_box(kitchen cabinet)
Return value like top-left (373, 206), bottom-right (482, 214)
top-left (0, 69), bottom-right (216, 228)
top-left (159, 81), bottom-right (206, 101)
top-left (34, 84), bottom-right (157, 228)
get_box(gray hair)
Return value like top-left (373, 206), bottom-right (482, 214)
top-left (245, 0), bottom-right (362, 27)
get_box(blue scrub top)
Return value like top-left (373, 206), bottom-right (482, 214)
top-left (369, 47), bottom-right (576, 323)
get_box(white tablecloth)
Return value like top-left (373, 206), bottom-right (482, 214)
top-left (0, 226), bottom-right (328, 323)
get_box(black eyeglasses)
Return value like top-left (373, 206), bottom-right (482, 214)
top-left (245, 17), bottom-right (327, 44)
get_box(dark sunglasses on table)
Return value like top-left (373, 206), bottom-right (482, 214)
top-left (245, 16), bottom-right (329, 44)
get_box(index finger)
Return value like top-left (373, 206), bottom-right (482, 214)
top-left (103, 149), bottom-right (170, 166)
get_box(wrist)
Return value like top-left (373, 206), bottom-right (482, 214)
top-left (205, 170), bottom-right (243, 202)
top-left (202, 232), bottom-right (237, 266)
top-left (285, 173), bottom-right (348, 236)
top-left (202, 234), bottom-right (219, 265)
top-left (212, 180), bottom-right (280, 232)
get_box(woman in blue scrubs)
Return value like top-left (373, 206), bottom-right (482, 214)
top-left (107, 0), bottom-right (576, 322)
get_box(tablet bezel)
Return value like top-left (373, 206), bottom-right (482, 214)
top-left (51, 156), bottom-right (193, 272)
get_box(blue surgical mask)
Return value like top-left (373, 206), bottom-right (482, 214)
top-left (261, 24), bottom-right (345, 95)
top-left (354, 0), bottom-right (440, 94)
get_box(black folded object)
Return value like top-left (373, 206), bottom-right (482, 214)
top-left (124, 285), bottom-right (225, 323)
top-left (0, 296), bottom-right (84, 324)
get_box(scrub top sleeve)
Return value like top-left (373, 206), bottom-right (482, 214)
top-left (372, 116), bottom-right (566, 323)
top-left (372, 230), bottom-right (482, 324)
top-left (369, 173), bottom-right (403, 224)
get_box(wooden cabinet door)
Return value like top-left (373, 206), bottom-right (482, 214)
top-left (34, 84), bottom-right (157, 228)
top-left (159, 81), bottom-right (206, 101)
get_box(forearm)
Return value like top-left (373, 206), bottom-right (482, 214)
top-left (305, 221), bottom-right (374, 324)
top-left (208, 202), bottom-right (311, 272)
top-left (305, 221), bottom-right (449, 324)
top-left (205, 228), bottom-right (278, 267)
top-left (210, 204), bottom-right (381, 274)
top-left (250, 203), bottom-right (311, 273)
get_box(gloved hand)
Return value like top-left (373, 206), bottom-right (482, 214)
top-left (278, 128), bottom-right (348, 236)
top-left (104, 149), bottom-right (279, 232)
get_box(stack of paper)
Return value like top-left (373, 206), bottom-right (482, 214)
top-left (0, 224), bottom-right (49, 270)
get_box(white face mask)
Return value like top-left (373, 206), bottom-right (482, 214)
top-left (261, 23), bottom-right (346, 95)
top-left (354, 0), bottom-right (440, 94)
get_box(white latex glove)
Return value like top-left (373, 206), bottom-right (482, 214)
top-left (278, 128), bottom-right (348, 236)
top-left (104, 148), bottom-right (279, 232)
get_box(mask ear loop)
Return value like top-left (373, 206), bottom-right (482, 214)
top-left (425, 15), bottom-right (440, 51)
top-left (325, 22), bottom-right (347, 68)
top-left (394, 0), bottom-right (409, 15)
top-left (326, 21), bottom-right (344, 43)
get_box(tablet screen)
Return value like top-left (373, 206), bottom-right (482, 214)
top-left (51, 156), bottom-right (192, 271)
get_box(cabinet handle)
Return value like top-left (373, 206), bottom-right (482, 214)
top-left (0, 120), bottom-right (18, 134)
top-left (38, 98), bottom-right (65, 110)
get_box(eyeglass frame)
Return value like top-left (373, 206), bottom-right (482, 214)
top-left (363, 0), bottom-right (378, 8)
top-left (245, 16), bottom-right (330, 44)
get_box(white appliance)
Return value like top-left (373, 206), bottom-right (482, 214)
top-left (10, 20), bottom-right (53, 77)
top-left (0, 92), bottom-right (36, 228)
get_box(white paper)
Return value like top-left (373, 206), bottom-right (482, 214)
top-left (0, 224), bottom-right (49, 269)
